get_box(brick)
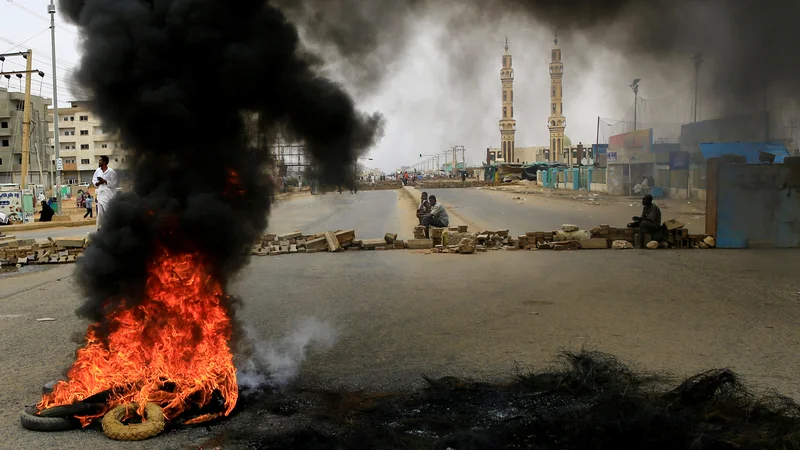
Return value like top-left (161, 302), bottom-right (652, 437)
top-left (393, 240), bottom-right (405, 249)
top-left (306, 237), bottom-right (328, 251)
top-left (375, 246), bottom-right (386, 251)
top-left (324, 231), bottom-right (342, 252)
top-left (289, 244), bottom-right (298, 253)
top-left (296, 239), bottom-right (307, 248)
top-left (407, 239), bottom-right (433, 249)
top-left (278, 231), bottom-right (303, 240)
top-left (361, 238), bottom-right (386, 249)
top-left (384, 233), bottom-right (397, 244)
top-left (335, 229), bottom-right (356, 245)
top-left (263, 233), bottom-right (276, 242)
top-left (580, 238), bottom-right (609, 249)
top-left (458, 225), bottom-right (468, 233)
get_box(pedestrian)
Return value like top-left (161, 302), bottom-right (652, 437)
top-left (92, 155), bottom-right (118, 230)
top-left (84, 193), bottom-right (94, 218)
top-left (422, 194), bottom-right (449, 237)
top-left (39, 200), bottom-right (55, 222)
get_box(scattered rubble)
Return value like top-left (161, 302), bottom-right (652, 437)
top-left (612, 240), bottom-right (634, 250)
top-left (0, 235), bottom-right (89, 267)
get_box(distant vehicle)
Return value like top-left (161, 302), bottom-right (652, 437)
top-left (78, 182), bottom-right (91, 187)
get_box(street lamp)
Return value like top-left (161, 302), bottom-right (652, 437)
top-left (691, 53), bottom-right (703, 123)
top-left (629, 78), bottom-right (640, 131)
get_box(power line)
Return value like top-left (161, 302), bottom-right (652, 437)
top-left (0, 35), bottom-right (78, 69)
top-left (4, 0), bottom-right (80, 37)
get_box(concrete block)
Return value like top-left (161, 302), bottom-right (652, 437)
top-left (289, 244), bottom-right (298, 253)
top-left (324, 231), bottom-right (342, 252)
top-left (335, 229), bottom-right (356, 245)
top-left (458, 225), bottom-right (468, 232)
top-left (407, 239), bottom-right (433, 249)
top-left (279, 240), bottom-right (290, 247)
top-left (393, 240), bottom-right (405, 249)
top-left (347, 247), bottom-right (361, 251)
top-left (580, 238), bottom-right (609, 249)
top-left (296, 239), bottom-right (307, 248)
top-left (384, 233), bottom-right (397, 244)
top-left (375, 246), bottom-right (386, 251)
top-left (306, 237), bottom-right (328, 251)
top-left (361, 238), bottom-right (386, 249)
top-left (278, 231), bottom-right (303, 240)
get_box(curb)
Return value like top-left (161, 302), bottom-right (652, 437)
top-left (2, 219), bottom-right (96, 233)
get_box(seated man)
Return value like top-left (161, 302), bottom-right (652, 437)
top-left (39, 200), bottom-right (55, 222)
top-left (422, 195), bottom-right (449, 237)
top-left (630, 194), bottom-right (661, 248)
top-left (416, 191), bottom-right (431, 224)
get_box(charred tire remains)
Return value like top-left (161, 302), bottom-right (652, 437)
top-left (20, 406), bottom-right (80, 432)
top-left (101, 402), bottom-right (165, 441)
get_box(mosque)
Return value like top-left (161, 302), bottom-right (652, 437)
top-left (486, 32), bottom-right (572, 165)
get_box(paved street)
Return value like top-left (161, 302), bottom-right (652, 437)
top-left (423, 187), bottom-right (704, 236)
top-left (2, 188), bottom-right (799, 449)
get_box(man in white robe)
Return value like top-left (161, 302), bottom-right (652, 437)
top-left (92, 155), bottom-right (118, 230)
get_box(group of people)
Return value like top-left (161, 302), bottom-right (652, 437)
top-left (36, 156), bottom-right (117, 228)
top-left (416, 191), bottom-right (449, 238)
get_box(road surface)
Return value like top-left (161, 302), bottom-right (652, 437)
top-left (12, 190), bottom-right (417, 241)
top-left (1, 247), bottom-right (799, 449)
top-left (422, 187), bottom-right (681, 235)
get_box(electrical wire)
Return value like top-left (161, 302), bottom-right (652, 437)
top-left (4, 0), bottom-right (80, 37)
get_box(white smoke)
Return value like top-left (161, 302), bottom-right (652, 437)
top-left (237, 317), bottom-right (338, 392)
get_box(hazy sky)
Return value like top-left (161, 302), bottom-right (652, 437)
top-left (0, 1), bottom-right (698, 172)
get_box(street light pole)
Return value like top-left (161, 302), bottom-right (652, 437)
top-left (629, 78), bottom-right (640, 131)
top-left (49, 0), bottom-right (62, 214)
top-left (691, 53), bottom-right (703, 123)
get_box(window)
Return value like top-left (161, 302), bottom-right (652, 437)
top-left (503, 107), bottom-right (507, 118)
top-left (81, 144), bottom-right (89, 150)
top-left (15, 101), bottom-right (24, 111)
top-left (79, 115), bottom-right (89, 121)
top-left (80, 130), bottom-right (89, 135)
top-left (63, 117), bottom-right (69, 121)
top-left (101, 144), bottom-right (108, 149)
top-left (1, 139), bottom-right (8, 147)
top-left (67, 178), bottom-right (78, 185)
top-left (552, 103), bottom-right (556, 113)
top-left (16, 155), bottom-right (22, 164)
top-left (552, 87), bottom-right (556, 98)
top-left (69, 116), bottom-right (74, 121)
top-left (81, 159), bottom-right (90, 164)
top-left (511, 107), bottom-right (513, 118)
top-left (0, 158), bottom-right (2, 165)
top-left (552, 50), bottom-right (556, 61)
top-left (0, 121), bottom-right (7, 128)
top-left (114, 158), bottom-right (119, 162)
top-left (503, 91), bottom-right (507, 102)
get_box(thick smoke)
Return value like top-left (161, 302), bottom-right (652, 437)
top-left (61, 0), bottom-right (383, 322)
top-left (282, 0), bottom-right (800, 111)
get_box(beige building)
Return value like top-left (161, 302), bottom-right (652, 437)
top-left (547, 31), bottom-right (567, 163)
top-left (47, 101), bottom-right (130, 185)
top-left (498, 38), bottom-right (517, 163)
top-left (0, 87), bottom-right (55, 185)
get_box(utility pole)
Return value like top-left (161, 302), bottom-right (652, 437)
top-left (0, 51), bottom-right (44, 192)
top-left (629, 78), bottom-right (640, 132)
top-left (691, 53), bottom-right (703, 123)
top-left (49, 0), bottom-right (63, 213)
top-left (595, 116), bottom-right (600, 164)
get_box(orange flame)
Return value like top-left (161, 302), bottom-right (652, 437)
top-left (37, 249), bottom-right (238, 426)
top-left (224, 169), bottom-right (246, 198)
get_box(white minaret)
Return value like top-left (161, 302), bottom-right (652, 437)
top-left (547, 30), bottom-right (566, 162)
top-left (499, 37), bottom-right (517, 163)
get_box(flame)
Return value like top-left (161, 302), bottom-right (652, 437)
top-left (224, 169), bottom-right (246, 198)
top-left (37, 249), bottom-right (238, 426)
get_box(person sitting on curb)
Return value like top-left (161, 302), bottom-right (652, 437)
top-left (416, 191), bottom-right (431, 224)
top-left (629, 194), bottom-right (661, 248)
top-left (422, 194), bottom-right (449, 238)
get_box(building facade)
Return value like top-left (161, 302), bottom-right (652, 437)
top-left (48, 101), bottom-right (129, 185)
top-left (547, 31), bottom-right (567, 163)
top-left (499, 38), bottom-right (517, 163)
top-left (0, 87), bottom-right (54, 185)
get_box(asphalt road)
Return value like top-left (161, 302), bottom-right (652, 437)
top-left (11, 190), bottom-right (416, 242)
top-left (423, 187), bottom-right (645, 236)
top-left (2, 249), bottom-right (800, 449)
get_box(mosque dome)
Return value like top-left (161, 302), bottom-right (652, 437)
top-left (563, 136), bottom-right (572, 148)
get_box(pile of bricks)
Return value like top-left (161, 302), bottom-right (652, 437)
top-left (250, 229), bottom-right (435, 255)
top-left (588, 225), bottom-right (636, 248)
top-left (0, 236), bottom-right (88, 266)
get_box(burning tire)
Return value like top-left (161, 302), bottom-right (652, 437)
top-left (101, 402), bottom-right (165, 441)
top-left (20, 406), bottom-right (80, 432)
top-left (38, 402), bottom-right (107, 418)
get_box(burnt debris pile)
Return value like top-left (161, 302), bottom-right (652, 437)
top-left (225, 351), bottom-right (800, 449)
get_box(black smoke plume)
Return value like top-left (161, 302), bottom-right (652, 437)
top-left (282, 0), bottom-right (800, 111)
top-left (62, 0), bottom-right (383, 322)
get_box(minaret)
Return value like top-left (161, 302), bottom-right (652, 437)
top-left (499, 37), bottom-right (516, 163)
top-left (547, 30), bottom-right (566, 162)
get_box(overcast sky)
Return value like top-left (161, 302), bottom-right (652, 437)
top-left (0, 1), bottom-right (698, 172)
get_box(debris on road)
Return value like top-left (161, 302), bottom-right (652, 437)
top-left (0, 236), bottom-right (88, 266)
